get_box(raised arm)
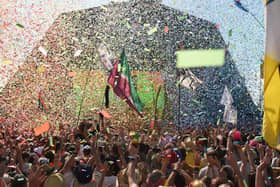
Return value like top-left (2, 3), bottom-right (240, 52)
top-left (16, 144), bottom-right (24, 173)
top-left (60, 153), bottom-right (76, 174)
top-left (237, 145), bottom-right (248, 178)
top-left (227, 150), bottom-right (246, 187)
top-left (127, 142), bottom-right (139, 187)
top-left (255, 147), bottom-right (272, 187)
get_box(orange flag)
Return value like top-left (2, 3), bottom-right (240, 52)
top-left (34, 122), bottom-right (50, 136)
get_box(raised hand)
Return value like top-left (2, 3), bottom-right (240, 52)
top-left (29, 167), bottom-right (48, 187)
top-left (128, 142), bottom-right (139, 156)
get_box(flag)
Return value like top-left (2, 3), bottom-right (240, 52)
top-left (34, 122), bottom-right (50, 136)
top-left (98, 43), bottom-right (113, 71)
top-left (178, 69), bottom-right (203, 90)
top-left (176, 49), bottom-right (225, 68)
top-left (220, 86), bottom-right (234, 106)
top-left (262, 0), bottom-right (280, 150)
top-left (223, 105), bottom-right (237, 124)
top-left (108, 49), bottom-right (144, 117)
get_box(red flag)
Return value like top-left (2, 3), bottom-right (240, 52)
top-left (108, 50), bottom-right (144, 117)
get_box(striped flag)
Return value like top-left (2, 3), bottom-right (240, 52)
top-left (108, 49), bottom-right (144, 117)
top-left (262, 0), bottom-right (280, 150)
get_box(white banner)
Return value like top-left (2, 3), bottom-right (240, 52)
top-left (223, 105), bottom-right (237, 124)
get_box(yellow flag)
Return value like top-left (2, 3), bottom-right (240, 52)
top-left (262, 0), bottom-right (280, 149)
top-left (176, 49), bottom-right (225, 68)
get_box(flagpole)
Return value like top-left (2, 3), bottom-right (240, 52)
top-left (154, 85), bottom-right (162, 130)
top-left (76, 47), bottom-right (94, 126)
top-left (178, 82), bottom-right (181, 127)
top-left (76, 69), bottom-right (91, 126)
top-left (177, 69), bottom-right (181, 127)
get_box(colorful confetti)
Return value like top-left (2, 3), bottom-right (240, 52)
top-left (0, 0), bottom-right (264, 127)
top-left (16, 23), bottom-right (24, 28)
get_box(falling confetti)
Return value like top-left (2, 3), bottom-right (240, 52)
top-left (16, 23), bottom-right (24, 28)
top-left (165, 26), bottom-right (169, 33)
top-left (38, 46), bottom-right (48, 56)
top-left (228, 29), bottom-right (232, 37)
top-left (0, 0), bottom-right (263, 127)
top-left (74, 49), bottom-right (83, 57)
top-left (1, 59), bottom-right (13, 65)
top-left (37, 65), bottom-right (46, 73)
top-left (147, 27), bottom-right (158, 35)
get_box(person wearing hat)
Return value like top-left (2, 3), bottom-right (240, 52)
top-left (81, 144), bottom-right (92, 164)
top-left (43, 172), bottom-right (66, 187)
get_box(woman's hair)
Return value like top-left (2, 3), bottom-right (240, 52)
top-left (202, 176), bottom-right (211, 187)
top-left (146, 170), bottom-right (164, 186)
top-left (150, 154), bottom-right (161, 170)
top-left (221, 165), bottom-right (234, 182)
top-left (174, 173), bottom-right (186, 187)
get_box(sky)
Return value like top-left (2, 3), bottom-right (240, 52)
top-left (0, 0), bottom-right (264, 106)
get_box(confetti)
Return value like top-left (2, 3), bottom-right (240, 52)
top-left (49, 136), bottom-right (54, 146)
top-left (37, 65), bottom-right (46, 73)
top-left (1, 59), bottom-right (13, 65)
top-left (144, 48), bottom-right (151, 52)
top-left (129, 131), bottom-right (136, 136)
top-left (165, 26), bottom-right (169, 33)
top-left (20, 139), bottom-right (27, 146)
top-left (74, 49), bottom-right (82, 57)
top-left (228, 29), bottom-right (232, 37)
top-left (67, 71), bottom-right (76, 77)
top-left (16, 23), bottom-right (24, 28)
top-left (38, 46), bottom-right (48, 56)
top-left (147, 27), bottom-right (158, 35)
top-left (150, 120), bottom-right (154, 129)
top-left (101, 109), bottom-right (111, 119)
top-left (0, 0), bottom-right (263, 127)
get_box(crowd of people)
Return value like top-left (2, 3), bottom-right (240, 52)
top-left (0, 118), bottom-right (280, 187)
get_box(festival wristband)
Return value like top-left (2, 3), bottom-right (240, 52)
top-left (243, 179), bottom-right (248, 187)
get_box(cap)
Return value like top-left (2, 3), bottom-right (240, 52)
top-left (38, 157), bottom-right (49, 165)
top-left (44, 173), bottom-right (65, 187)
top-left (232, 131), bottom-right (241, 141)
